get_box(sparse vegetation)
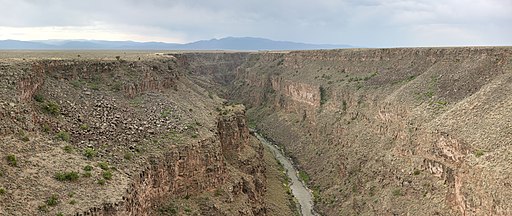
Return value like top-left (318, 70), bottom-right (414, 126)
top-left (161, 109), bottom-right (172, 118)
top-left (111, 82), bottom-right (122, 92)
top-left (97, 161), bottom-right (109, 170)
top-left (6, 154), bottom-right (17, 166)
top-left (19, 131), bottom-right (30, 142)
top-left (158, 202), bottom-right (178, 215)
top-left (319, 86), bottom-right (327, 105)
top-left (124, 152), bottom-right (133, 160)
top-left (475, 149), bottom-right (485, 157)
top-left (82, 171), bottom-right (92, 178)
top-left (54, 171), bottom-right (80, 181)
top-left (298, 170), bottom-right (310, 183)
top-left (42, 124), bottom-right (51, 133)
top-left (0, 187), bottom-right (5, 195)
top-left (413, 170), bottom-right (421, 175)
top-left (63, 145), bottom-right (74, 153)
top-left (84, 148), bottom-right (96, 159)
top-left (90, 83), bottom-right (100, 90)
top-left (71, 79), bottom-right (85, 88)
top-left (312, 186), bottom-right (321, 203)
top-left (83, 165), bottom-right (93, 171)
top-left (69, 199), bottom-right (77, 205)
top-left (80, 123), bottom-right (89, 130)
top-left (392, 189), bottom-right (403, 196)
top-left (42, 101), bottom-right (60, 115)
top-left (214, 188), bottom-right (224, 197)
top-left (33, 94), bottom-right (45, 102)
top-left (97, 179), bottom-right (106, 185)
top-left (55, 131), bottom-right (70, 142)
top-left (102, 170), bottom-right (113, 180)
top-left (46, 194), bottom-right (59, 206)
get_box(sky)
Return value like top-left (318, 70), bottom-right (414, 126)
top-left (0, 0), bottom-right (511, 47)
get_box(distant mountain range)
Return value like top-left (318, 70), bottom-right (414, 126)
top-left (0, 37), bottom-right (353, 50)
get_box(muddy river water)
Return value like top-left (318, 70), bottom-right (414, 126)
top-left (254, 132), bottom-right (318, 216)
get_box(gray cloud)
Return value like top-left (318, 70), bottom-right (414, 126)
top-left (0, 0), bottom-right (511, 46)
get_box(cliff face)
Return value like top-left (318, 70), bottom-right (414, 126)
top-left (2, 48), bottom-right (511, 215)
top-left (182, 47), bottom-right (512, 215)
top-left (0, 56), bottom-right (265, 216)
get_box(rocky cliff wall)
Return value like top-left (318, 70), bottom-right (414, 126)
top-left (0, 57), bottom-right (265, 216)
top-left (182, 47), bottom-right (512, 215)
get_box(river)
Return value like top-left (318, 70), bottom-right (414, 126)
top-left (254, 132), bottom-right (318, 216)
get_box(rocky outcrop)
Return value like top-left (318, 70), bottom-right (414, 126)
top-left (217, 105), bottom-right (266, 215)
top-left (74, 137), bottom-right (226, 216)
top-left (0, 57), bottom-right (266, 216)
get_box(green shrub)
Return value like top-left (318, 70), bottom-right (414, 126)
top-left (55, 131), bottom-right (70, 142)
top-left (80, 124), bottom-right (89, 130)
top-left (63, 145), bottom-right (74, 153)
top-left (97, 179), bottom-right (106, 185)
top-left (0, 187), bottom-right (5, 195)
top-left (102, 171), bottom-right (112, 180)
top-left (97, 162), bottom-right (109, 170)
top-left (42, 101), bottom-right (60, 115)
top-left (42, 124), bottom-right (51, 133)
top-left (46, 194), bottom-right (59, 206)
top-left (83, 148), bottom-right (96, 159)
top-left (475, 149), bottom-right (485, 157)
top-left (82, 171), bottom-right (92, 178)
top-left (319, 86), bottom-right (327, 105)
top-left (298, 170), bottom-right (310, 183)
top-left (69, 199), bottom-right (77, 205)
top-left (90, 83), bottom-right (100, 90)
top-left (6, 154), bottom-right (17, 166)
top-left (83, 165), bottom-right (93, 171)
top-left (56, 212), bottom-right (64, 216)
top-left (33, 94), bottom-right (45, 103)
top-left (413, 170), bottom-right (421, 175)
top-left (54, 171), bottom-right (80, 181)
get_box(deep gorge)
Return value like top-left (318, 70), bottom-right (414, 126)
top-left (0, 47), bottom-right (511, 215)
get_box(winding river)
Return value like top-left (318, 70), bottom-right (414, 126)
top-left (254, 132), bottom-right (318, 216)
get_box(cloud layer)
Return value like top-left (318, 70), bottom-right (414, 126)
top-left (0, 0), bottom-right (511, 47)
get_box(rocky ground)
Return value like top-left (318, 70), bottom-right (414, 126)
top-left (0, 52), bottom-right (294, 215)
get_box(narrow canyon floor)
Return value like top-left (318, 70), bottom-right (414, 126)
top-left (0, 47), bottom-right (511, 215)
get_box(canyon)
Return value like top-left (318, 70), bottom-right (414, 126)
top-left (0, 47), bottom-right (511, 215)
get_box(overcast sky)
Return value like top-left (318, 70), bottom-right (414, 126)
top-left (0, 0), bottom-right (511, 47)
